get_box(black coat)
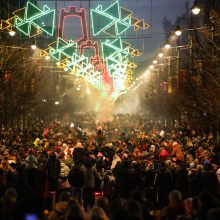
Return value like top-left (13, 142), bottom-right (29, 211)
top-left (68, 165), bottom-right (85, 188)
top-left (115, 164), bottom-right (137, 198)
top-left (47, 155), bottom-right (61, 180)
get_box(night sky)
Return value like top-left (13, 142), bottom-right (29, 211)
top-left (38, 0), bottom-right (195, 65)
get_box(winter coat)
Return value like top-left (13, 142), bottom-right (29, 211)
top-left (175, 169), bottom-right (189, 199)
top-left (81, 164), bottom-right (99, 188)
top-left (156, 167), bottom-right (173, 208)
top-left (47, 154), bottom-right (61, 180)
top-left (68, 165), bottom-right (85, 188)
top-left (115, 162), bottom-right (137, 198)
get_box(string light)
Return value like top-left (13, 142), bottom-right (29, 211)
top-left (153, 59), bottom-right (158, 64)
top-left (158, 52), bottom-right (164, 58)
top-left (45, 55), bottom-right (50, 60)
top-left (9, 30), bottom-right (16, 36)
top-left (31, 44), bottom-right (37, 50)
top-left (175, 25), bottom-right (182, 36)
top-left (191, 1), bottom-right (201, 15)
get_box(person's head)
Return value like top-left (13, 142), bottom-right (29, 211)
top-left (2, 149), bottom-right (9, 157)
top-left (90, 206), bottom-right (109, 220)
top-left (183, 198), bottom-right (192, 216)
top-left (2, 187), bottom-right (17, 207)
top-left (196, 164), bottom-right (203, 173)
top-left (168, 190), bottom-right (183, 208)
top-left (95, 196), bottom-right (109, 216)
top-left (216, 168), bottom-right (220, 184)
top-left (1, 157), bottom-right (9, 166)
top-left (124, 199), bottom-right (144, 220)
top-left (146, 162), bottom-right (154, 170)
top-left (49, 152), bottom-right (57, 160)
top-left (149, 145), bottom-right (156, 153)
top-left (64, 199), bottom-right (85, 220)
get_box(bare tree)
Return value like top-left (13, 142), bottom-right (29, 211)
top-left (0, 44), bottom-right (43, 126)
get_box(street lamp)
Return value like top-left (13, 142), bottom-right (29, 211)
top-left (175, 25), bottom-right (182, 36)
top-left (31, 40), bottom-right (37, 50)
top-left (165, 40), bottom-right (171, 49)
top-left (45, 55), bottom-right (50, 60)
top-left (9, 30), bottom-right (16, 36)
top-left (158, 52), bottom-right (164, 58)
top-left (153, 59), bottom-right (158, 64)
top-left (191, 1), bottom-right (201, 15)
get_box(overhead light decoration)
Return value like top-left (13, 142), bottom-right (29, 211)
top-left (86, 88), bottom-right (91, 94)
top-left (153, 59), bottom-right (158, 64)
top-left (175, 25), bottom-right (182, 36)
top-left (165, 42), bottom-right (171, 49)
top-left (31, 44), bottom-right (37, 50)
top-left (9, 30), bottom-right (16, 36)
top-left (45, 55), bottom-right (50, 60)
top-left (158, 52), bottom-right (164, 58)
top-left (191, 1), bottom-right (201, 15)
top-left (0, 1), bottom-right (150, 100)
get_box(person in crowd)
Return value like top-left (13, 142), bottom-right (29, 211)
top-left (175, 163), bottom-right (189, 199)
top-left (95, 196), bottom-right (110, 217)
top-left (68, 159), bottom-right (85, 205)
top-left (25, 148), bottom-right (38, 169)
top-left (0, 114), bottom-right (219, 220)
top-left (47, 152), bottom-right (61, 192)
top-left (160, 190), bottom-right (184, 220)
top-left (64, 199), bottom-right (86, 220)
top-left (81, 156), bottom-right (101, 211)
top-left (171, 143), bottom-right (184, 162)
top-left (72, 141), bottom-right (85, 164)
top-left (0, 187), bottom-right (17, 220)
top-left (156, 161), bottom-right (174, 208)
top-left (144, 162), bottom-right (157, 203)
top-left (114, 159), bottom-right (137, 199)
top-left (89, 206), bottom-right (109, 220)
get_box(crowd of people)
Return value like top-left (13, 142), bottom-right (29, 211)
top-left (0, 113), bottom-right (220, 220)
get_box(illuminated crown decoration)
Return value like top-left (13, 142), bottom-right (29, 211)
top-left (0, 1), bottom-right (149, 100)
